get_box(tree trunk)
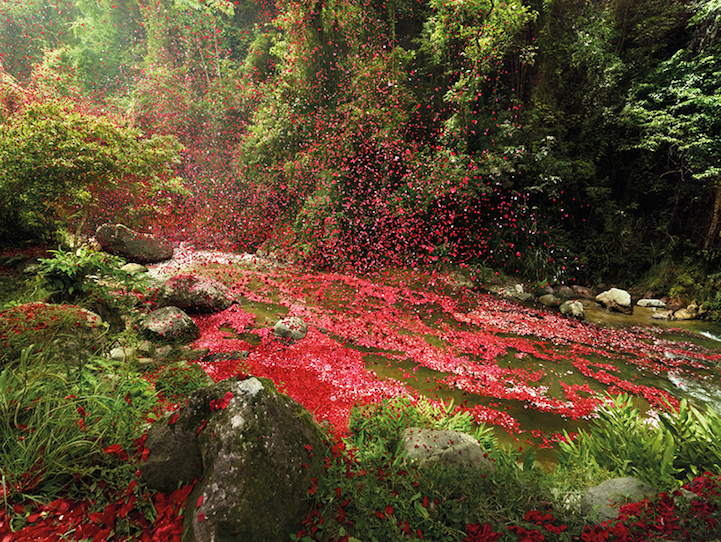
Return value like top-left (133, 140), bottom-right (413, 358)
top-left (72, 209), bottom-right (88, 250)
top-left (703, 182), bottom-right (721, 250)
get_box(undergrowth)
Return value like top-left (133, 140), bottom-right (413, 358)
top-left (295, 396), bottom-right (721, 542)
top-left (1, 346), bottom-right (160, 537)
top-left (294, 397), bottom-right (582, 542)
top-left (558, 394), bottom-right (721, 490)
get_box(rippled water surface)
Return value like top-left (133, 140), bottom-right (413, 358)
top-left (150, 249), bottom-right (721, 462)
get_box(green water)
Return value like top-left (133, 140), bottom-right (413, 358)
top-left (154, 254), bottom-right (721, 463)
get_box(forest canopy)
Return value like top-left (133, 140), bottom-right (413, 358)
top-left (1, 0), bottom-right (720, 285)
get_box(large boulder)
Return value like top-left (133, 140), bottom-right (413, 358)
top-left (674, 304), bottom-right (699, 321)
top-left (538, 294), bottom-right (561, 307)
top-left (273, 317), bottom-right (308, 341)
top-left (96, 223), bottom-right (173, 263)
top-left (596, 288), bottom-right (633, 315)
top-left (581, 477), bottom-right (655, 523)
top-left (554, 285), bottom-right (575, 300)
top-left (399, 427), bottom-right (495, 472)
top-left (560, 300), bottom-right (584, 319)
top-left (140, 306), bottom-right (199, 344)
top-left (155, 274), bottom-right (235, 314)
top-left (140, 377), bottom-right (324, 542)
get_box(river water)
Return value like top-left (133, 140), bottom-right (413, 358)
top-left (149, 249), bottom-right (721, 462)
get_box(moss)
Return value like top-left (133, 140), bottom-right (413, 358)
top-left (0, 302), bottom-right (108, 363)
top-left (182, 377), bottom-right (325, 542)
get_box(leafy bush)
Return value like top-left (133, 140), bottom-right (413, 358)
top-left (557, 394), bottom-right (721, 489)
top-left (36, 248), bottom-right (133, 303)
top-left (295, 397), bottom-right (568, 542)
top-left (0, 347), bottom-right (156, 504)
top-left (0, 100), bottom-right (184, 244)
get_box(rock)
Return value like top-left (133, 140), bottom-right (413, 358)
top-left (538, 294), bottom-right (561, 307)
top-left (137, 340), bottom-right (154, 356)
top-left (560, 300), bottom-right (584, 319)
top-left (651, 310), bottom-right (674, 320)
top-left (135, 358), bottom-right (156, 369)
top-left (154, 344), bottom-right (174, 360)
top-left (581, 477), bottom-right (655, 523)
top-left (399, 428), bottom-right (495, 472)
top-left (674, 304), bottom-right (698, 321)
top-left (273, 317), bottom-right (308, 341)
top-left (120, 263), bottom-right (148, 275)
top-left (140, 377), bottom-right (324, 542)
top-left (110, 346), bottom-right (137, 361)
top-left (531, 283), bottom-right (554, 296)
top-left (663, 296), bottom-right (686, 313)
top-left (155, 274), bottom-right (235, 314)
top-left (140, 307), bottom-right (199, 344)
top-left (515, 292), bottom-right (535, 303)
top-left (554, 285), bottom-right (575, 300)
top-left (572, 285), bottom-right (595, 299)
top-left (637, 299), bottom-right (666, 308)
top-left (96, 223), bottom-right (173, 263)
top-left (596, 288), bottom-right (633, 314)
top-left (180, 346), bottom-right (211, 360)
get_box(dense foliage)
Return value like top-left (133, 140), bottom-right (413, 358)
top-left (0, 0), bottom-right (719, 286)
top-left (0, 95), bottom-right (184, 246)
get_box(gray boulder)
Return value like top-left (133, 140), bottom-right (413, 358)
top-left (96, 223), bottom-right (173, 263)
top-left (399, 427), bottom-right (495, 472)
top-left (636, 299), bottom-right (666, 308)
top-left (140, 377), bottom-right (324, 542)
top-left (155, 274), bottom-right (235, 314)
top-left (141, 306), bottom-right (199, 344)
top-left (596, 288), bottom-right (633, 314)
top-left (538, 294), bottom-right (561, 307)
top-left (581, 477), bottom-right (655, 523)
top-left (560, 300), bottom-right (584, 319)
top-left (109, 346), bottom-right (137, 361)
top-left (572, 285), bottom-right (595, 299)
top-left (273, 317), bottom-right (308, 341)
top-left (674, 304), bottom-right (698, 321)
top-left (554, 285), bottom-right (575, 300)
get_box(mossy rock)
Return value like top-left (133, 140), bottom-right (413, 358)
top-left (185, 377), bottom-right (325, 542)
top-left (0, 302), bottom-right (106, 363)
top-left (140, 306), bottom-right (199, 344)
top-left (141, 376), bottom-right (325, 542)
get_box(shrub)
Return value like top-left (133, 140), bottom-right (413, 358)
top-left (557, 394), bottom-right (721, 489)
top-left (36, 247), bottom-right (132, 303)
top-left (0, 347), bottom-right (156, 504)
top-left (294, 397), bottom-right (568, 541)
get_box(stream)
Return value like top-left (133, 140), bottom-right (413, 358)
top-left (149, 248), bottom-right (721, 464)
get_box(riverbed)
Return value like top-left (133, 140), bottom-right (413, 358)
top-left (149, 248), bottom-right (721, 462)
